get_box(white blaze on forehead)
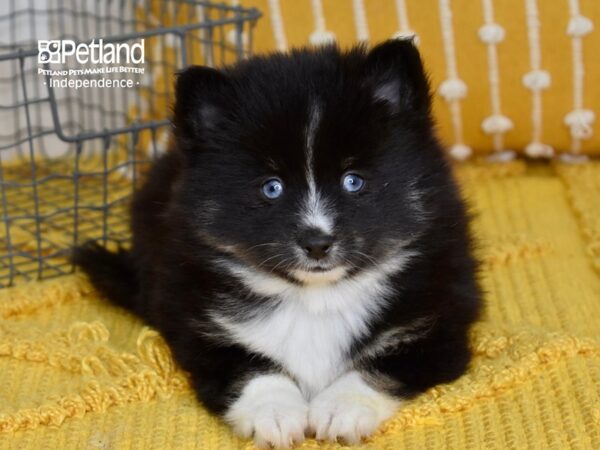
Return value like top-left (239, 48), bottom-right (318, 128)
top-left (302, 103), bottom-right (334, 234)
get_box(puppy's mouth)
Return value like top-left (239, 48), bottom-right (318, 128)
top-left (290, 266), bottom-right (348, 285)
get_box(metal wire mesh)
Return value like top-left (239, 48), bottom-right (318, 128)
top-left (0, 0), bottom-right (260, 287)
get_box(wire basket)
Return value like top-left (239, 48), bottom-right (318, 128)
top-left (0, 0), bottom-right (261, 288)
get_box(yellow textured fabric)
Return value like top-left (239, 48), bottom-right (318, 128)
top-left (1, 162), bottom-right (599, 449)
top-left (236, 0), bottom-right (600, 156)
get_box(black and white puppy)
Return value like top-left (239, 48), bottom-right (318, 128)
top-left (73, 40), bottom-right (481, 448)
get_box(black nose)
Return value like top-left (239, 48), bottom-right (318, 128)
top-left (298, 233), bottom-right (334, 260)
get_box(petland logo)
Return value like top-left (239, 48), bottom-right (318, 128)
top-left (38, 39), bottom-right (145, 65)
top-left (38, 39), bottom-right (145, 89)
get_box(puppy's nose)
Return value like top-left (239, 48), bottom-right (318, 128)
top-left (299, 233), bottom-right (334, 260)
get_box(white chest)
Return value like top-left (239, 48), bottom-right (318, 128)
top-left (213, 267), bottom-right (397, 397)
top-left (226, 301), bottom-right (364, 396)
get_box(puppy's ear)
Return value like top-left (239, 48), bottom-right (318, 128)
top-left (363, 39), bottom-right (430, 114)
top-left (172, 66), bottom-right (231, 145)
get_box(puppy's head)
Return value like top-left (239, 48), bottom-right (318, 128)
top-left (172, 40), bottom-right (441, 285)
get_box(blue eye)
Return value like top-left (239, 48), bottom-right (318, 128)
top-left (262, 178), bottom-right (284, 199)
top-left (342, 173), bottom-right (365, 193)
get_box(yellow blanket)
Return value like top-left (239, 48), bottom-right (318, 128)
top-left (1, 162), bottom-right (599, 449)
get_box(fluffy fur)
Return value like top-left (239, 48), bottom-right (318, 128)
top-left (73, 40), bottom-right (481, 448)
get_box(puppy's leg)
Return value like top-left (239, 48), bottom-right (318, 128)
top-left (167, 328), bottom-right (308, 449)
top-left (308, 322), bottom-right (473, 444)
top-left (308, 371), bottom-right (400, 444)
top-left (225, 374), bottom-right (308, 449)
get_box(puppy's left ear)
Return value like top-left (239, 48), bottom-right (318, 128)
top-left (172, 65), bottom-right (232, 147)
top-left (363, 39), bottom-right (430, 114)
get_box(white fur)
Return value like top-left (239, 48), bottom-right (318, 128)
top-left (225, 374), bottom-right (308, 448)
top-left (302, 103), bottom-right (334, 234)
top-left (301, 190), bottom-right (334, 234)
top-left (304, 103), bottom-right (321, 193)
top-left (308, 371), bottom-right (400, 443)
top-left (213, 250), bottom-right (416, 398)
top-left (290, 266), bottom-right (348, 284)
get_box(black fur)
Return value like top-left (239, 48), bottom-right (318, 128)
top-left (71, 243), bottom-right (138, 312)
top-left (73, 40), bottom-right (481, 436)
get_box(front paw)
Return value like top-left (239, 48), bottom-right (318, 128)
top-left (225, 374), bottom-right (308, 448)
top-left (308, 371), bottom-right (400, 444)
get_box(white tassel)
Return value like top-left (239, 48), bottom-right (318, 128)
top-left (392, 30), bottom-right (420, 45)
top-left (567, 16), bottom-right (594, 37)
top-left (438, 78), bottom-right (468, 101)
top-left (449, 144), bottom-right (472, 161)
top-left (309, 30), bottom-right (336, 45)
top-left (522, 70), bottom-right (551, 91)
top-left (478, 23), bottom-right (505, 43)
top-left (439, 0), bottom-right (469, 159)
top-left (393, 0), bottom-right (419, 44)
top-left (564, 109), bottom-right (596, 139)
top-left (481, 114), bottom-right (514, 134)
top-left (565, 0), bottom-right (593, 153)
top-left (309, 0), bottom-right (336, 46)
top-left (525, 142), bottom-right (554, 158)
top-left (523, 0), bottom-right (552, 158)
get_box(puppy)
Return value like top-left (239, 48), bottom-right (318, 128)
top-left (73, 40), bottom-right (481, 448)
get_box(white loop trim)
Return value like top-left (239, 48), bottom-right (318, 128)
top-left (438, 78), bottom-right (467, 101)
top-left (524, 0), bottom-right (548, 151)
top-left (566, 0), bottom-right (592, 152)
top-left (481, 114), bottom-right (514, 134)
top-left (478, 23), bottom-right (505, 43)
top-left (449, 144), bottom-right (472, 161)
top-left (522, 70), bottom-right (551, 91)
top-left (439, 0), bottom-right (468, 158)
top-left (267, 0), bottom-right (288, 51)
top-left (395, 0), bottom-right (411, 31)
top-left (309, 30), bottom-right (336, 45)
top-left (567, 16), bottom-right (594, 37)
top-left (309, 0), bottom-right (336, 45)
top-left (564, 109), bottom-right (596, 139)
top-left (392, 30), bottom-right (420, 45)
top-left (525, 142), bottom-right (554, 158)
top-left (352, 0), bottom-right (370, 42)
top-left (480, 0), bottom-right (511, 153)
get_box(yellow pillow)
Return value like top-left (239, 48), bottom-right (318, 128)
top-left (238, 0), bottom-right (600, 158)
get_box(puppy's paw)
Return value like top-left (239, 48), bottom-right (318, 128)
top-left (225, 374), bottom-right (308, 448)
top-left (308, 371), bottom-right (400, 444)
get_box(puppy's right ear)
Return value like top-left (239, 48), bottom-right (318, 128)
top-left (172, 66), bottom-right (231, 145)
top-left (363, 39), bottom-right (431, 115)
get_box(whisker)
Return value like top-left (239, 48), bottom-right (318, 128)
top-left (354, 250), bottom-right (378, 266)
top-left (271, 257), bottom-right (294, 273)
top-left (257, 253), bottom-right (287, 269)
top-left (246, 242), bottom-right (283, 252)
